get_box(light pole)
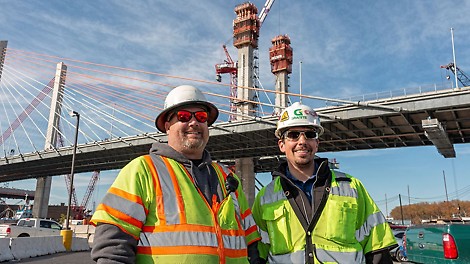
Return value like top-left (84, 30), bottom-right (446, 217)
top-left (65, 111), bottom-right (80, 230)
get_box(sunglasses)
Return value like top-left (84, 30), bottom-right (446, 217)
top-left (283, 130), bottom-right (318, 141)
top-left (171, 110), bottom-right (209, 123)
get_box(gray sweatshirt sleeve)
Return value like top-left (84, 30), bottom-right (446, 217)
top-left (91, 223), bottom-right (138, 264)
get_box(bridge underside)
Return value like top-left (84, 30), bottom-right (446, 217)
top-left (1, 87), bottom-right (470, 182)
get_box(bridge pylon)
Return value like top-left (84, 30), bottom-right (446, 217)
top-left (0, 41), bottom-right (7, 81)
top-left (33, 62), bottom-right (68, 218)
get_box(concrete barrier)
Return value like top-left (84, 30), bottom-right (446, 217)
top-left (71, 237), bottom-right (90, 251)
top-left (10, 237), bottom-right (34, 260)
top-left (50, 235), bottom-right (66, 253)
top-left (0, 238), bottom-right (14, 262)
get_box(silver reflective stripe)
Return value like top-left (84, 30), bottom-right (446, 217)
top-left (138, 231), bottom-right (218, 247)
top-left (259, 228), bottom-right (270, 244)
top-left (137, 231), bottom-right (247, 250)
top-left (150, 155), bottom-right (180, 225)
top-left (243, 214), bottom-right (257, 231)
top-left (269, 250), bottom-right (304, 264)
top-left (331, 171), bottom-right (358, 198)
top-left (330, 182), bottom-right (358, 198)
top-left (222, 234), bottom-right (247, 250)
top-left (260, 182), bottom-right (285, 206)
top-left (355, 211), bottom-right (388, 242)
top-left (316, 247), bottom-right (366, 264)
top-left (230, 191), bottom-right (242, 223)
top-left (101, 192), bottom-right (146, 223)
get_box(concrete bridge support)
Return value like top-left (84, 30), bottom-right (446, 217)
top-left (0, 41), bottom-right (7, 80)
top-left (33, 62), bottom-right (67, 218)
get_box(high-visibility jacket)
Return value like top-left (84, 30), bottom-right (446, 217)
top-left (252, 165), bottom-right (397, 264)
top-left (91, 154), bottom-right (260, 263)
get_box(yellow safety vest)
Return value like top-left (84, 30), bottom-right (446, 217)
top-left (92, 154), bottom-right (260, 263)
top-left (252, 170), bottom-right (397, 263)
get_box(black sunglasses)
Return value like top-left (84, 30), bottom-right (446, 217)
top-left (283, 130), bottom-right (318, 140)
top-left (171, 110), bottom-right (209, 123)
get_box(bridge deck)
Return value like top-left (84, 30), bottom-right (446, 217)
top-left (1, 87), bottom-right (470, 182)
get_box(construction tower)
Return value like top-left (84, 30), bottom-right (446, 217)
top-left (232, 2), bottom-right (261, 204)
top-left (269, 34), bottom-right (293, 114)
top-left (233, 2), bottom-right (260, 120)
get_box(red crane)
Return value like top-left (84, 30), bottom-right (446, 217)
top-left (59, 130), bottom-right (99, 220)
top-left (441, 62), bottom-right (470, 87)
top-left (215, 45), bottom-right (238, 121)
top-left (216, 0), bottom-right (276, 120)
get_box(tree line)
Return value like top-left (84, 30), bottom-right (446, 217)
top-left (389, 200), bottom-right (470, 224)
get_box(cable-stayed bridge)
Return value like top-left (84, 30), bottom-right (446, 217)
top-left (1, 42), bottom-right (470, 216)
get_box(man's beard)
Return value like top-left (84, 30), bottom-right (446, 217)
top-left (182, 137), bottom-right (205, 150)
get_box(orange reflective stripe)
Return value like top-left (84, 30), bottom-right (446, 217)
top-left (108, 187), bottom-right (145, 210)
top-left (92, 218), bottom-right (140, 240)
top-left (244, 225), bottom-right (258, 237)
top-left (225, 248), bottom-right (248, 258)
top-left (241, 208), bottom-right (251, 219)
top-left (220, 227), bottom-right (246, 237)
top-left (144, 155), bottom-right (166, 225)
top-left (137, 245), bottom-right (218, 256)
top-left (96, 203), bottom-right (143, 229)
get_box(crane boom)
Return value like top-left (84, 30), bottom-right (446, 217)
top-left (259, 0), bottom-right (275, 26)
top-left (441, 62), bottom-right (470, 87)
top-left (215, 45), bottom-right (238, 121)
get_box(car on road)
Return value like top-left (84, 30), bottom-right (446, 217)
top-left (390, 230), bottom-right (408, 262)
top-left (0, 217), bottom-right (62, 238)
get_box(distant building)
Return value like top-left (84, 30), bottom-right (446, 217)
top-left (0, 203), bottom-right (67, 222)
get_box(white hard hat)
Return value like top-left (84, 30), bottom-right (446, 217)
top-left (275, 102), bottom-right (324, 138)
top-left (155, 85), bottom-right (219, 132)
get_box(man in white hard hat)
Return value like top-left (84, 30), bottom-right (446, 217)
top-left (91, 85), bottom-right (262, 263)
top-left (252, 102), bottom-right (397, 264)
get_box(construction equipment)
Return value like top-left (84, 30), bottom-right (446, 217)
top-left (58, 130), bottom-right (99, 220)
top-left (214, 0), bottom-right (277, 120)
top-left (215, 45), bottom-right (238, 121)
top-left (441, 62), bottom-right (470, 87)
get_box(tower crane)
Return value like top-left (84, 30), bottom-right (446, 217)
top-left (215, 0), bottom-right (275, 120)
top-left (441, 62), bottom-right (470, 87)
top-left (215, 45), bottom-right (238, 121)
top-left (259, 0), bottom-right (275, 26)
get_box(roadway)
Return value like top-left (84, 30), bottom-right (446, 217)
top-left (12, 250), bottom-right (93, 263)
top-left (13, 249), bottom-right (408, 263)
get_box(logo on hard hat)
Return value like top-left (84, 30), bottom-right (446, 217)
top-left (280, 111), bottom-right (289, 122)
top-left (292, 108), bottom-right (307, 120)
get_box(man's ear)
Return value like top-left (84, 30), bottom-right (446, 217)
top-left (278, 139), bottom-right (286, 153)
top-left (164, 121), bottom-right (171, 132)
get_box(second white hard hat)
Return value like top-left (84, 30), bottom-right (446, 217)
top-left (155, 85), bottom-right (219, 132)
top-left (275, 102), bottom-right (324, 138)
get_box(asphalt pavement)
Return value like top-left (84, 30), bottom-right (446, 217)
top-left (10, 250), bottom-right (94, 263)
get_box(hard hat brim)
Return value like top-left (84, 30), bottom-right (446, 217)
top-left (155, 100), bottom-right (219, 132)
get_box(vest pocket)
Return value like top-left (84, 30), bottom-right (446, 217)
top-left (322, 199), bottom-right (358, 243)
top-left (262, 203), bottom-right (293, 254)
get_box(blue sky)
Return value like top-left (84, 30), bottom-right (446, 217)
top-left (1, 1), bottom-right (470, 217)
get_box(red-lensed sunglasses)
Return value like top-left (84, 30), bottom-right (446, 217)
top-left (172, 110), bottom-right (209, 123)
